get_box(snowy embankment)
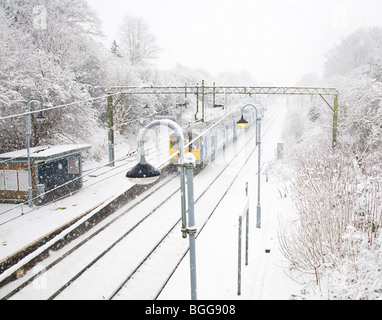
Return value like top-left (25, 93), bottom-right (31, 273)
top-left (158, 102), bottom-right (324, 300)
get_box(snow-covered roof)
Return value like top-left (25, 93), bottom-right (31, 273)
top-left (0, 144), bottom-right (91, 162)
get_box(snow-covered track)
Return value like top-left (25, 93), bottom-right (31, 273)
top-left (2, 108), bottom-right (279, 300)
top-left (113, 107), bottom-right (280, 300)
top-left (59, 129), bottom-right (261, 300)
top-left (0, 167), bottom-right (178, 299)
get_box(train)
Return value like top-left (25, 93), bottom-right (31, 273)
top-left (169, 108), bottom-right (257, 168)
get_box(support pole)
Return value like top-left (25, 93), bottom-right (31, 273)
top-left (26, 100), bottom-right (44, 208)
top-left (333, 94), bottom-right (339, 148)
top-left (245, 182), bottom-right (249, 266)
top-left (107, 94), bottom-right (115, 167)
top-left (246, 207), bottom-right (249, 265)
top-left (185, 154), bottom-right (197, 300)
top-left (137, 120), bottom-right (188, 238)
top-left (180, 166), bottom-right (187, 239)
top-left (238, 215), bottom-right (242, 296)
top-left (195, 83), bottom-right (199, 121)
top-left (238, 190), bottom-right (249, 296)
top-left (26, 105), bottom-right (33, 208)
top-left (202, 80), bottom-right (205, 122)
top-left (256, 118), bottom-right (262, 228)
top-left (213, 81), bottom-right (216, 107)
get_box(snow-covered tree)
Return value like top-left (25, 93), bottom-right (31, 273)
top-left (324, 27), bottom-right (382, 79)
top-left (111, 40), bottom-right (122, 58)
top-left (118, 15), bottom-right (159, 66)
top-left (0, 1), bottom-right (216, 158)
top-left (279, 27), bottom-right (382, 298)
top-left (335, 71), bottom-right (382, 169)
top-left (0, 2), bottom-right (105, 153)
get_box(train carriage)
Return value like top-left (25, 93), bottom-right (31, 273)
top-left (169, 107), bottom-right (257, 168)
top-left (188, 133), bottom-right (201, 165)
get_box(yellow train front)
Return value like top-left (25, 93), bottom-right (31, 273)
top-left (169, 120), bottom-right (239, 168)
top-left (169, 107), bottom-right (256, 168)
top-left (169, 133), bottom-right (201, 166)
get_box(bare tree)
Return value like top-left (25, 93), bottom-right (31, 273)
top-left (279, 143), bottom-right (382, 285)
top-left (119, 15), bottom-right (159, 66)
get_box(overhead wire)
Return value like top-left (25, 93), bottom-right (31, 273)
top-left (0, 90), bottom-right (178, 202)
top-left (0, 91), bottom-right (176, 218)
top-left (0, 93), bottom-right (118, 122)
top-left (0, 89), bottom-right (252, 224)
top-left (0, 133), bottom-right (172, 223)
top-left (112, 105), bottom-right (179, 130)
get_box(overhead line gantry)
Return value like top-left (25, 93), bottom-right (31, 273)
top-left (107, 83), bottom-right (339, 166)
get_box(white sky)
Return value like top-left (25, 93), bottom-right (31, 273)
top-left (88, 0), bottom-right (382, 85)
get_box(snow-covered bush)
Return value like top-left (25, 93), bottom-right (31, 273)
top-left (279, 144), bottom-right (358, 283)
top-left (279, 27), bottom-right (382, 298)
top-left (335, 71), bottom-right (382, 170)
top-left (327, 227), bottom-right (382, 300)
top-left (279, 144), bottom-right (382, 287)
top-left (282, 94), bottom-right (332, 157)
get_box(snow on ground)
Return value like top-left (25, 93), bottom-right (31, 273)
top-left (158, 100), bottom-right (318, 300)
top-left (0, 100), bottom-right (325, 300)
top-left (0, 131), bottom-right (170, 264)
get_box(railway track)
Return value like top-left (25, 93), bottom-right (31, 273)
top-left (0, 161), bottom-right (176, 286)
top-left (113, 107), bottom-right (280, 300)
top-left (1, 107), bottom-right (279, 300)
